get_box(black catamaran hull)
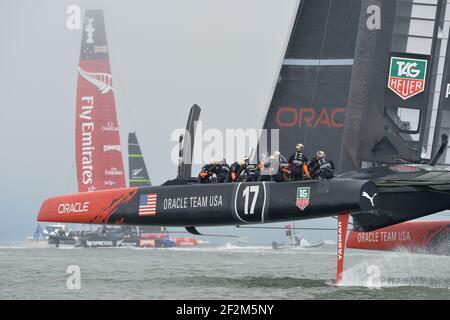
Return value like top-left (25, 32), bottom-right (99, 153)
top-left (38, 179), bottom-right (378, 228)
top-left (38, 163), bottom-right (450, 232)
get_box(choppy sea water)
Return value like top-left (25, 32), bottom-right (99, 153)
top-left (0, 243), bottom-right (450, 300)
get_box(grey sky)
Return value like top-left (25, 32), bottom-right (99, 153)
top-left (0, 0), bottom-right (444, 243)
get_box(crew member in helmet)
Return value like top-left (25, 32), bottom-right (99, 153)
top-left (198, 160), bottom-right (217, 183)
top-left (238, 156), bottom-right (259, 182)
top-left (258, 154), bottom-right (275, 181)
top-left (257, 152), bottom-right (284, 182)
top-left (236, 156), bottom-right (252, 182)
top-left (227, 157), bottom-right (248, 182)
top-left (213, 159), bottom-right (230, 183)
top-left (288, 143), bottom-right (310, 181)
top-left (309, 151), bottom-right (335, 180)
top-left (272, 150), bottom-right (287, 163)
top-left (243, 163), bottom-right (259, 182)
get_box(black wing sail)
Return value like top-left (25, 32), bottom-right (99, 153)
top-left (262, 0), bottom-right (362, 170)
top-left (128, 132), bottom-right (152, 187)
top-left (263, 0), bottom-right (450, 172)
top-left (431, 2), bottom-right (450, 164)
top-left (340, 0), bottom-right (448, 170)
top-left (178, 104), bottom-right (201, 178)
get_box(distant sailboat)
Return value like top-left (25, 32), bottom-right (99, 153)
top-left (32, 224), bottom-right (46, 241)
top-left (128, 132), bottom-right (152, 187)
top-left (26, 224), bottom-right (48, 247)
top-left (272, 223), bottom-right (324, 250)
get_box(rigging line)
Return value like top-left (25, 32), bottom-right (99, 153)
top-left (303, 0), bottom-right (333, 146)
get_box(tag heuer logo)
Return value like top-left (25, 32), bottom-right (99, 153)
top-left (296, 187), bottom-right (310, 211)
top-left (388, 57), bottom-right (427, 100)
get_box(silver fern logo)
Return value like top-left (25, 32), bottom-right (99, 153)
top-left (78, 67), bottom-right (113, 94)
top-left (132, 168), bottom-right (144, 177)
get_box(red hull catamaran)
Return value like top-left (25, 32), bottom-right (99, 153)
top-left (347, 220), bottom-right (450, 255)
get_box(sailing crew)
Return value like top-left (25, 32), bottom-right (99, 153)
top-left (227, 157), bottom-right (248, 182)
top-left (244, 163), bottom-right (259, 182)
top-left (273, 150), bottom-right (287, 163)
top-left (198, 160), bottom-right (217, 183)
top-left (239, 157), bottom-right (259, 182)
top-left (271, 151), bottom-right (287, 182)
top-left (258, 153), bottom-right (285, 182)
top-left (288, 143), bottom-right (310, 181)
top-left (258, 154), bottom-right (274, 181)
top-left (213, 159), bottom-right (230, 183)
top-left (309, 151), bottom-right (335, 180)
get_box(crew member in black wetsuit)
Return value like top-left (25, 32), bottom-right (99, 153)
top-left (243, 162), bottom-right (259, 182)
top-left (288, 144), bottom-right (310, 181)
top-left (213, 159), bottom-right (230, 183)
top-left (237, 156), bottom-right (259, 182)
top-left (227, 157), bottom-right (248, 182)
top-left (198, 160), bottom-right (217, 183)
top-left (309, 151), bottom-right (335, 180)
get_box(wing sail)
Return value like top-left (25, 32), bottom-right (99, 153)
top-left (75, 10), bottom-right (126, 192)
top-left (128, 132), bottom-right (152, 187)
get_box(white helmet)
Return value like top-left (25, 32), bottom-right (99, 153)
top-left (316, 151), bottom-right (325, 160)
top-left (296, 144), bottom-right (304, 152)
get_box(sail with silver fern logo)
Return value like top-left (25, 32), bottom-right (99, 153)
top-left (128, 132), bottom-right (152, 187)
top-left (75, 10), bottom-right (126, 193)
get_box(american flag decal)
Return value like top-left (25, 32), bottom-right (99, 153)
top-left (139, 193), bottom-right (157, 216)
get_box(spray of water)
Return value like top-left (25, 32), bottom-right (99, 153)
top-left (338, 250), bottom-right (450, 289)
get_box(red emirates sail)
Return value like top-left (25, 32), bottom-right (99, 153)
top-left (75, 10), bottom-right (126, 192)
